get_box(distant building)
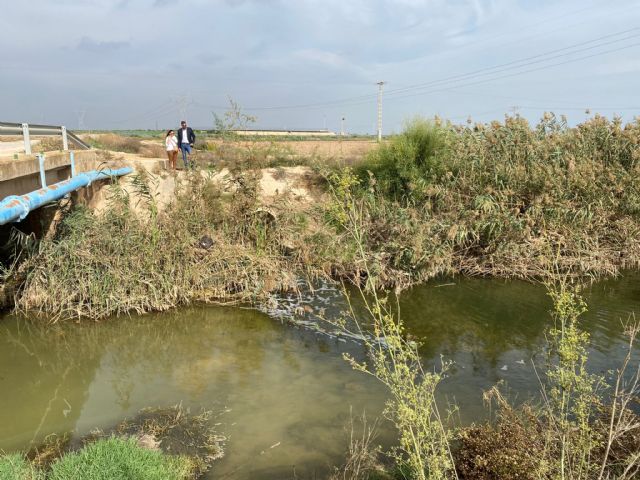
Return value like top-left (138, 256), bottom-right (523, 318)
top-left (230, 129), bottom-right (337, 137)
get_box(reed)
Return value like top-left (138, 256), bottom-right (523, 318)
top-left (13, 171), bottom-right (317, 321)
top-left (326, 114), bottom-right (640, 287)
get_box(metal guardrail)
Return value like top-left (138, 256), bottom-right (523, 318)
top-left (0, 121), bottom-right (90, 154)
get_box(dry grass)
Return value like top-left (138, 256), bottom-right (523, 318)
top-left (13, 170), bottom-right (322, 320)
top-left (6, 114), bottom-right (640, 320)
top-left (34, 136), bottom-right (64, 152)
top-left (87, 133), bottom-right (143, 154)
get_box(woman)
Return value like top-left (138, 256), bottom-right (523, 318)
top-left (165, 129), bottom-right (178, 171)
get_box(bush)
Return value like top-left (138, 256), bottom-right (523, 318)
top-left (356, 118), bottom-right (449, 201)
top-left (15, 171), bottom-right (310, 320)
top-left (455, 400), bottom-right (546, 480)
top-left (48, 437), bottom-right (192, 480)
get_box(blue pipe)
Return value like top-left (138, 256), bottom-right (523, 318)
top-left (0, 167), bottom-right (133, 225)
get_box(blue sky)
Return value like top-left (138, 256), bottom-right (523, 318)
top-left (1, 0), bottom-right (639, 133)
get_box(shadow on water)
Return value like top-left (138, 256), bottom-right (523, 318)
top-left (0, 273), bottom-right (638, 479)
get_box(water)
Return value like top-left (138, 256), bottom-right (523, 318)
top-left (0, 274), bottom-right (639, 478)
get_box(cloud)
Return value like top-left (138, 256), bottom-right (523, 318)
top-left (3, 0), bottom-right (640, 130)
top-left (76, 36), bottom-right (130, 52)
top-left (197, 52), bottom-right (225, 65)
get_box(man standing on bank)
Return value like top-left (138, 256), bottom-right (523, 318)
top-left (177, 120), bottom-right (196, 169)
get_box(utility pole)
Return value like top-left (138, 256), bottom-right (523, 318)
top-left (176, 93), bottom-right (192, 121)
top-left (509, 105), bottom-right (520, 116)
top-left (76, 110), bottom-right (86, 130)
top-left (376, 81), bottom-right (385, 142)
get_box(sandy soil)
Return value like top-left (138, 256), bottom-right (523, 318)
top-left (0, 140), bottom-right (41, 156)
top-left (91, 158), bottom-right (320, 216)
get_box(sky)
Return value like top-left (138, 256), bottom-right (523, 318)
top-left (1, 0), bottom-right (639, 133)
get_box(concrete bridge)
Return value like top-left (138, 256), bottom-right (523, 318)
top-left (1, 122), bottom-right (92, 194)
top-left (0, 149), bottom-right (129, 241)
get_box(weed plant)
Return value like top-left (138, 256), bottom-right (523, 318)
top-left (6, 113), bottom-right (640, 319)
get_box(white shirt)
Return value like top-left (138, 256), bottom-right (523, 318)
top-left (181, 128), bottom-right (189, 143)
top-left (165, 135), bottom-right (177, 151)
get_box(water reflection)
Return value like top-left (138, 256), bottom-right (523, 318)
top-left (0, 307), bottom-right (387, 479)
top-left (0, 274), bottom-right (638, 479)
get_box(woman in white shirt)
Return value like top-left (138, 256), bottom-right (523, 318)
top-left (165, 130), bottom-right (178, 171)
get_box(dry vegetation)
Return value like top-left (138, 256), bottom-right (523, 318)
top-left (86, 133), bottom-right (166, 158)
top-left (3, 113), bottom-right (640, 320)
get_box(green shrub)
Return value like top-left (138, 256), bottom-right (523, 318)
top-left (48, 437), bottom-right (192, 480)
top-left (356, 118), bottom-right (449, 201)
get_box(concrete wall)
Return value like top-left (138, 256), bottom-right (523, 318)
top-left (0, 150), bottom-right (124, 199)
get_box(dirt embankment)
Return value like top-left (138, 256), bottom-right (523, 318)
top-left (89, 165), bottom-right (323, 216)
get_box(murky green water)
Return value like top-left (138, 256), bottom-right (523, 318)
top-left (1, 274), bottom-right (639, 478)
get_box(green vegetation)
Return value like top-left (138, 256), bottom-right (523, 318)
top-left (0, 454), bottom-right (39, 480)
top-left (48, 437), bottom-right (192, 480)
top-left (0, 438), bottom-right (191, 480)
top-left (0, 406), bottom-right (222, 480)
top-left (357, 118), bottom-right (449, 200)
top-left (332, 114), bottom-right (640, 285)
top-left (453, 285), bottom-right (640, 480)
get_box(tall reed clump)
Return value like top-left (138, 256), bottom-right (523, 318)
top-left (336, 114), bottom-right (640, 287)
top-left (357, 117), bottom-right (449, 202)
top-left (13, 170), bottom-right (318, 320)
top-left (455, 279), bottom-right (640, 480)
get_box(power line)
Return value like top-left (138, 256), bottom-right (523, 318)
top-left (379, 41), bottom-right (640, 104)
top-left (381, 28), bottom-right (640, 98)
top-left (192, 28), bottom-right (640, 113)
top-left (290, 39), bottom-right (640, 110)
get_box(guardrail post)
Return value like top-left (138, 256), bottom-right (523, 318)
top-left (61, 126), bottom-right (69, 151)
top-left (22, 123), bottom-right (31, 155)
top-left (70, 151), bottom-right (76, 177)
top-left (37, 154), bottom-right (47, 188)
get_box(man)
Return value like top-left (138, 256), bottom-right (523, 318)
top-left (177, 120), bottom-right (196, 169)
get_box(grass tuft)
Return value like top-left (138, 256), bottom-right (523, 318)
top-left (48, 437), bottom-right (193, 480)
